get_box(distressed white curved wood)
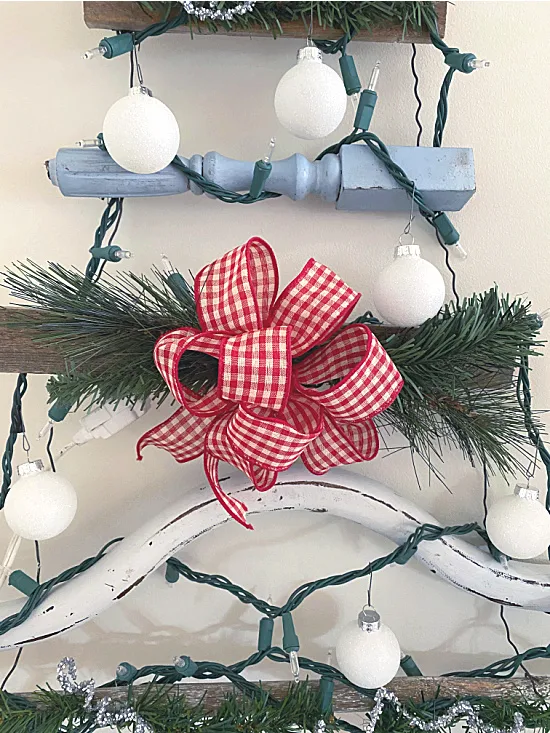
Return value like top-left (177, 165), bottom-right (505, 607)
top-left (0, 465), bottom-right (549, 650)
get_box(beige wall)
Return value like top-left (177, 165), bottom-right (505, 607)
top-left (1, 0), bottom-right (550, 690)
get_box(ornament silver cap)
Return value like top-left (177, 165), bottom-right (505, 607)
top-left (129, 85), bottom-right (153, 97)
top-left (514, 483), bottom-right (539, 501)
top-left (297, 46), bottom-right (322, 62)
top-left (17, 459), bottom-right (45, 477)
top-left (358, 606), bottom-right (381, 632)
top-left (394, 244), bottom-right (421, 259)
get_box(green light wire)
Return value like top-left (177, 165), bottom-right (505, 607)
top-left (0, 538), bottom-right (122, 637)
top-left (85, 197), bottom-right (125, 282)
top-left (0, 374), bottom-right (28, 509)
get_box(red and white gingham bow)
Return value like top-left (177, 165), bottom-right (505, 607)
top-left (137, 237), bottom-right (403, 529)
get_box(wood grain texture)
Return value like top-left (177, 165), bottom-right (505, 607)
top-left (0, 308), bottom-right (513, 387)
top-left (0, 308), bottom-right (401, 374)
top-left (83, 2), bottom-right (447, 42)
top-left (0, 309), bottom-right (67, 374)
top-left (16, 676), bottom-right (550, 709)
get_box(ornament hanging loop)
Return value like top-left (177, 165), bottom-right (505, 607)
top-left (398, 232), bottom-right (415, 247)
top-left (366, 566), bottom-right (374, 607)
top-left (306, 0), bottom-right (314, 45)
top-left (130, 34), bottom-right (145, 89)
top-left (403, 181), bottom-right (416, 237)
top-left (21, 433), bottom-right (31, 462)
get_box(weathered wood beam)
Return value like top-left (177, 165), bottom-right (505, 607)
top-left (0, 309), bottom-right (513, 388)
top-left (15, 677), bottom-right (550, 709)
top-left (83, 2), bottom-right (447, 43)
top-left (0, 309), bottom-right (67, 374)
top-left (0, 308), bottom-right (402, 375)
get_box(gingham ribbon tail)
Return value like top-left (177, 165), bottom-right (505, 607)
top-left (137, 237), bottom-right (403, 528)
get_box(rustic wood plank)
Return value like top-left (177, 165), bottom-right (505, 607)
top-left (0, 309), bottom-right (67, 374)
top-left (0, 308), bottom-right (402, 375)
top-left (0, 309), bottom-right (513, 388)
top-left (15, 676), bottom-right (549, 709)
top-left (83, 2), bottom-right (446, 43)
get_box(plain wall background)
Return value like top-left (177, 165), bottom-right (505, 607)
top-left (1, 0), bottom-right (550, 691)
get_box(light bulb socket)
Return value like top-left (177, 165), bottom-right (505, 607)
top-left (116, 662), bottom-right (138, 682)
top-left (9, 570), bottom-right (39, 597)
top-left (339, 54), bottom-right (361, 96)
top-left (258, 616), bottom-right (275, 652)
top-left (353, 89), bottom-right (378, 131)
top-left (97, 33), bottom-right (134, 60)
top-left (17, 460), bottom-right (44, 478)
top-left (433, 212), bottom-right (460, 246)
top-left (514, 483), bottom-right (540, 501)
top-left (357, 607), bottom-right (381, 632)
top-left (164, 561), bottom-right (180, 584)
top-left (297, 46), bottom-right (322, 63)
top-left (174, 655), bottom-right (198, 677)
top-left (394, 244), bottom-right (421, 259)
top-left (48, 399), bottom-right (73, 423)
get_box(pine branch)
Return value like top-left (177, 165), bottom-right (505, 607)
top-left (0, 682), bottom-right (337, 733)
top-left (137, 2), bottom-right (437, 40)
top-left (3, 681), bottom-right (550, 733)
top-left (2, 262), bottom-right (544, 476)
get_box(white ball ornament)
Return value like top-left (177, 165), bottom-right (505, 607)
top-left (486, 484), bottom-right (550, 559)
top-left (336, 607), bottom-right (401, 689)
top-left (103, 86), bottom-right (180, 174)
top-left (4, 460), bottom-right (77, 541)
top-left (373, 242), bottom-right (446, 327)
top-left (274, 46), bottom-right (347, 140)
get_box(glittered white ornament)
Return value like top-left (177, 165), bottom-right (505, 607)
top-left (4, 460), bottom-right (77, 540)
top-left (274, 46), bottom-right (347, 140)
top-left (103, 86), bottom-right (180, 174)
top-left (336, 607), bottom-right (401, 689)
top-left (486, 484), bottom-right (550, 559)
top-left (373, 243), bottom-right (445, 327)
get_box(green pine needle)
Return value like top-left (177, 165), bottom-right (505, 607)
top-left (2, 261), bottom-right (544, 478)
top-left (3, 681), bottom-right (550, 733)
top-left (136, 2), bottom-right (438, 40)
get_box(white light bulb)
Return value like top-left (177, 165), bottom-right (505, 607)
top-left (336, 607), bottom-right (401, 689)
top-left (102, 86), bottom-right (180, 174)
top-left (274, 47), bottom-right (347, 140)
top-left (486, 484), bottom-right (550, 559)
top-left (373, 243), bottom-right (446, 327)
top-left (4, 461), bottom-right (77, 540)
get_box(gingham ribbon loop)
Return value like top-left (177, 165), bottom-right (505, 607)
top-left (294, 325), bottom-right (403, 422)
top-left (195, 238), bottom-right (279, 333)
top-left (138, 237), bottom-right (403, 529)
top-left (219, 327), bottom-right (292, 410)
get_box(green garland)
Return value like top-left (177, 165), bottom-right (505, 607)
top-left (137, 2), bottom-right (437, 40)
top-left (1, 261), bottom-right (544, 477)
top-left (2, 679), bottom-right (549, 733)
top-left (1, 681), bottom-right (336, 733)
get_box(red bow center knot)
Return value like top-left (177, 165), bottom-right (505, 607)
top-left (137, 238), bottom-right (403, 529)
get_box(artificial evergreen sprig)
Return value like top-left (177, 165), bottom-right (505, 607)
top-left (2, 678), bottom-right (550, 733)
top-left (378, 291), bottom-right (544, 474)
top-left (137, 2), bottom-right (438, 41)
top-left (0, 680), bottom-right (337, 733)
top-left (2, 261), bottom-right (543, 475)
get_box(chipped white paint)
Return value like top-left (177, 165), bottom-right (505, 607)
top-left (0, 465), bottom-right (549, 650)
